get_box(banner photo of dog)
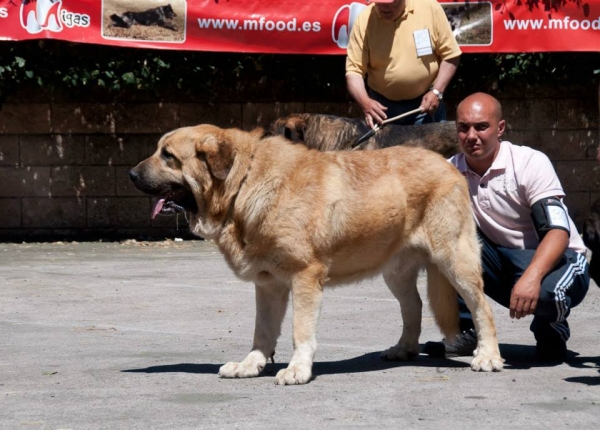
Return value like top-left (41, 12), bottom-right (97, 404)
top-left (0, 0), bottom-right (599, 53)
top-left (102, 0), bottom-right (186, 43)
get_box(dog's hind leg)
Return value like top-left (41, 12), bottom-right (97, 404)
top-left (380, 253), bottom-right (424, 361)
top-left (275, 265), bottom-right (326, 385)
top-left (432, 235), bottom-right (504, 372)
top-left (219, 283), bottom-right (289, 379)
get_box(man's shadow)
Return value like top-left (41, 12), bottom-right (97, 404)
top-left (563, 352), bottom-right (600, 386)
top-left (495, 344), bottom-right (600, 386)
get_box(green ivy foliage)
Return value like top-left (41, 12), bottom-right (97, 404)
top-left (455, 52), bottom-right (600, 92)
top-left (0, 40), bottom-right (598, 102)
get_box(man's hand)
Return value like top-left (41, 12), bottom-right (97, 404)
top-left (420, 91), bottom-right (440, 115)
top-left (508, 228), bottom-right (569, 320)
top-left (509, 275), bottom-right (541, 319)
top-left (361, 99), bottom-right (388, 128)
top-left (346, 73), bottom-right (388, 129)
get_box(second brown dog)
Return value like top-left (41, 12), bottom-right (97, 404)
top-left (270, 113), bottom-right (459, 157)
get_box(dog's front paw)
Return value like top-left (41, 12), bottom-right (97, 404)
top-left (274, 365), bottom-right (312, 385)
top-left (219, 351), bottom-right (268, 379)
top-left (218, 361), bottom-right (263, 379)
top-left (381, 343), bottom-right (419, 361)
top-left (470, 352), bottom-right (504, 372)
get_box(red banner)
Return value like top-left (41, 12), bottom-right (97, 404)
top-left (0, 0), bottom-right (598, 53)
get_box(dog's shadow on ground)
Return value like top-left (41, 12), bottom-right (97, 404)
top-left (123, 363), bottom-right (222, 374)
top-left (122, 349), bottom-right (471, 377)
top-left (313, 351), bottom-right (471, 375)
top-left (122, 343), bottom-right (600, 384)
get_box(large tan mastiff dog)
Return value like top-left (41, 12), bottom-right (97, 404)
top-left (129, 124), bottom-right (503, 385)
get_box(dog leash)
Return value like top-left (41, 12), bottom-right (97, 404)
top-left (351, 107), bottom-right (424, 150)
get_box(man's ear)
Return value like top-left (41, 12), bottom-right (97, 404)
top-left (498, 119), bottom-right (506, 138)
top-left (195, 132), bottom-right (234, 180)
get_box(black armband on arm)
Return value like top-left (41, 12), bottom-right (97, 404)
top-left (531, 197), bottom-right (571, 241)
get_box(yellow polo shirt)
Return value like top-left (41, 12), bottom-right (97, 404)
top-left (346, 0), bottom-right (461, 101)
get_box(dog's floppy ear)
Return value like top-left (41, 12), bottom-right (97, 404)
top-left (195, 131), bottom-right (234, 180)
top-left (271, 114), bottom-right (307, 143)
top-left (285, 114), bottom-right (308, 142)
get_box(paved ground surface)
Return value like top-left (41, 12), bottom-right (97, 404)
top-left (1, 239), bottom-right (600, 429)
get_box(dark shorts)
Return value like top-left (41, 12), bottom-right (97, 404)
top-left (367, 87), bottom-right (446, 125)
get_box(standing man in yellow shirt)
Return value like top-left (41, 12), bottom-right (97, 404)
top-left (346, 0), bottom-right (461, 127)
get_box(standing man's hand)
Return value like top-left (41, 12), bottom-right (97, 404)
top-left (361, 99), bottom-right (388, 129)
top-left (420, 91), bottom-right (440, 115)
top-left (346, 73), bottom-right (387, 129)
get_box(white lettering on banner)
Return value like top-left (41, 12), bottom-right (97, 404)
top-left (1, 1), bottom-right (598, 53)
top-left (198, 17), bottom-right (321, 33)
top-left (60, 9), bottom-right (91, 28)
top-left (503, 15), bottom-right (600, 30)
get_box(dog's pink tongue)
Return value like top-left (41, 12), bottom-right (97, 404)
top-left (151, 199), bottom-right (166, 219)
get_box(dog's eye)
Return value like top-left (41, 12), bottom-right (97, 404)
top-left (161, 148), bottom-right (174, 161)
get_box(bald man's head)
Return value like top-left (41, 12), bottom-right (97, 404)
top-left (455, 92), bottom-right (506, 176)
top-left (457, 92), bottom-right (503, 123)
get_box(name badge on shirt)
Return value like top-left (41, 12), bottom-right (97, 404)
top-left (413, 28), bottom-right (433, 57)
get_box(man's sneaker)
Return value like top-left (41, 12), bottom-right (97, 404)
top-left (423, 329), bottom-right (478, 358)
top-left (535, 338), bottom-right (567, 363)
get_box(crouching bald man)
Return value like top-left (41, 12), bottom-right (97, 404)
top-left (425, 92), bottom-right (590, 362)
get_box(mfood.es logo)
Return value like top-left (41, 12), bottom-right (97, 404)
top-left (332, 2), bottom-right (366, 49)
top-left (20, 0), bottom-right (62, 34)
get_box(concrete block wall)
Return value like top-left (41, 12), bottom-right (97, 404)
top-left (0, 100), bottom-right (361, 240)
top-left (0, 90), bottom-right (598, 241)
top-left (496, 96), bottom-right (600, 227)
